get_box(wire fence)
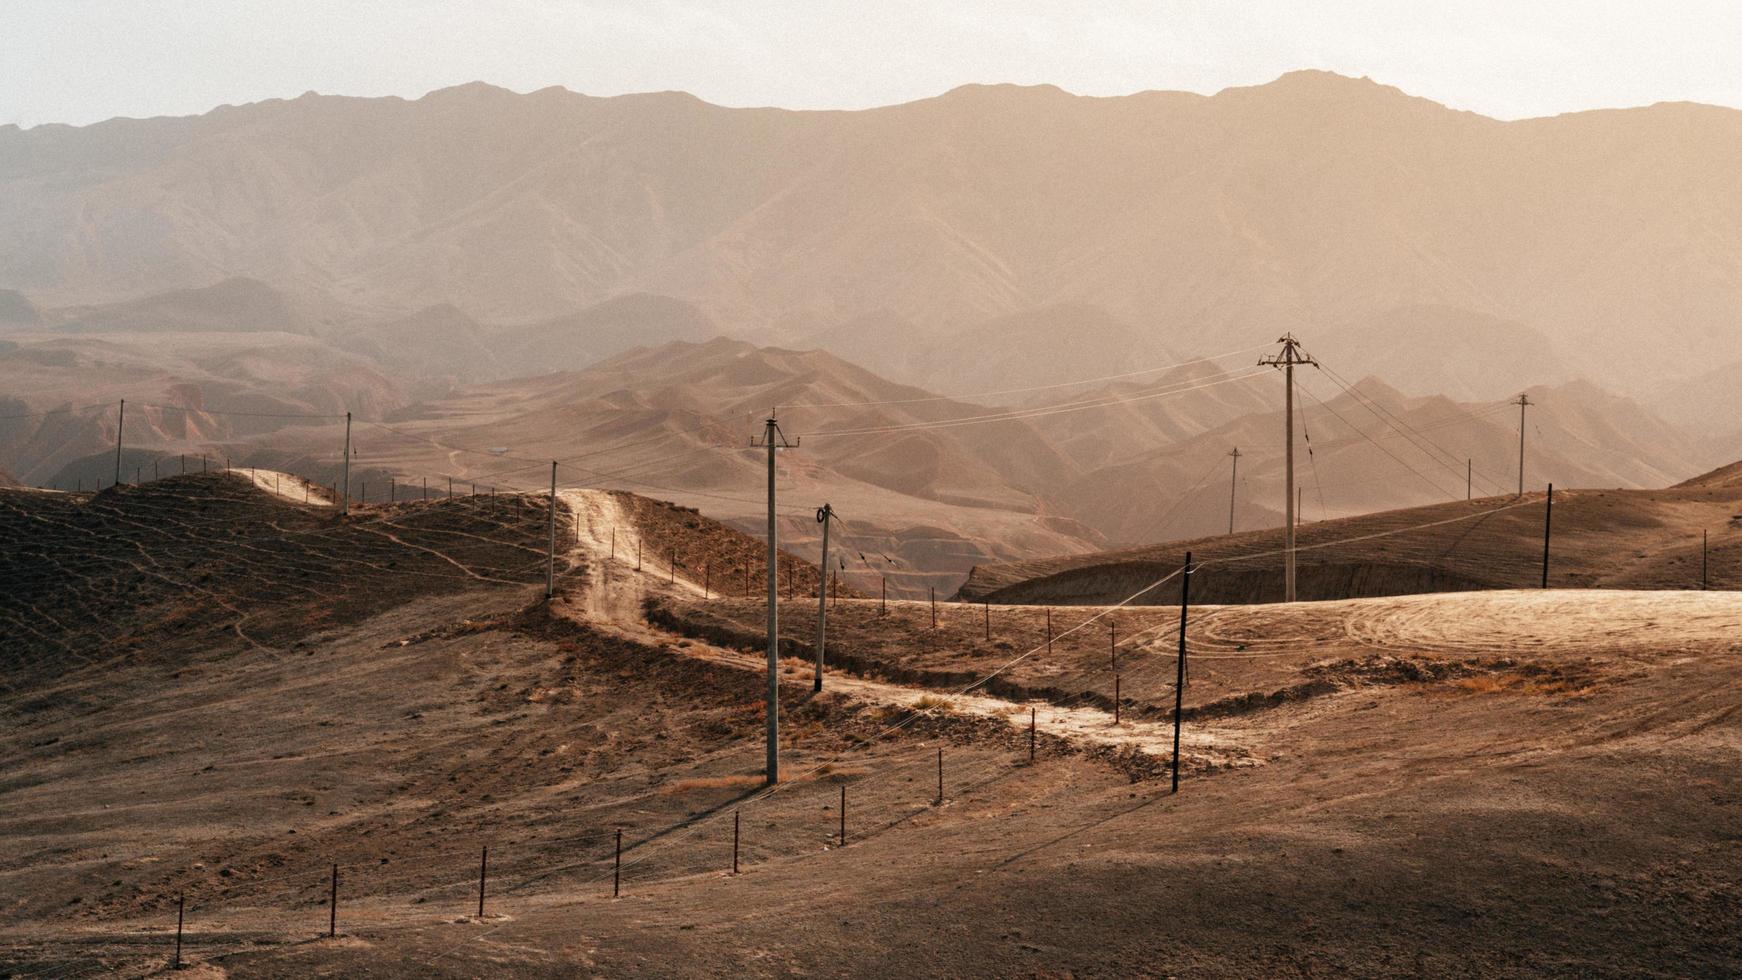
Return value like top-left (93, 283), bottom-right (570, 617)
top-left (4, 340), bottom-right (1717, 974)
top-left (7, 475), bottom-right (1590, 976)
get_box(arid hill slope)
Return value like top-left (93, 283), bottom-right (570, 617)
top-left (1, 473), bottom-right (1738, 976)
top-left (959, 479), bottom-right (1742, 605)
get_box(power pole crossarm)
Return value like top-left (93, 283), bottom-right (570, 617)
top-left (1259, 335), bottom-right (1317, 602)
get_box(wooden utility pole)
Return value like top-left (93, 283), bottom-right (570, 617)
top-left (815, 503), bottom-right (833, 692)
top-left (546, 462), bottom-right (557, 599)
top-left (753, 414), bottom-right (796, 784)
top-left (1226, 446), bottom-right (1241, 535)
top-left (1514, 393), bottom-right (1534, 497)
top-left (113, 399), bottom-right (125, 487)
top-left (340, 412), bottom-right (352, 516)
top-left (1260, 336), bottom-right (1316, 602)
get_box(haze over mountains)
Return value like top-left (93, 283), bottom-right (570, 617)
top-left (5, 71), bottom-right (1742, 405)
top-left (3, 71), bottom-right (1739, 587)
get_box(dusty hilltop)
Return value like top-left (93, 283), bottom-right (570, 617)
top-left (1, 471), bottom-right (1739, 977)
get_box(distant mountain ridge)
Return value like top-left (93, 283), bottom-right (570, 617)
top-left (3, 71), bottom-right (1740, 406)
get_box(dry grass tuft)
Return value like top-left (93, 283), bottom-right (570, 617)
top-left (659, 774), bottom-right (766, 795)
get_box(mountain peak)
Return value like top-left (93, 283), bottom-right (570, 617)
top-left (936, 82), bottom-right (1074, 101)
top-left (419, 81), bottom-right (519, 102)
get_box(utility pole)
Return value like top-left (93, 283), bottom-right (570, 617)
top-left (1541, 483), bottom-right (1553, 588)
top-left (340, 412), bottom-right (351, 516)
top-left (1226, 447), bottom-right (1241, 535)
top-left (1466, 459), bottom-right (1472, 501)
top-left (1259, 335), bottom-right (1317, 602)
top-left (1171, 551), bottom-right (1192, 794)
top-left (752, 413), bottom-right (796, 784)
top-left (814, 503), bottom-right (833, 692)
top-left (113, 399), bottom-right (125, 487)
top-left (546, 462), bottom-right (557, 599)
top-left (1514, 393), bottom-right (1534, 497)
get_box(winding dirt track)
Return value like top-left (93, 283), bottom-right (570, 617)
top-left (557, 489), bottom-right (1245, 766)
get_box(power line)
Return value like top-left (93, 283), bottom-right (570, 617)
top-left (802, 369), bottom-right (1269, 437)
top-left (783, 341), bottom-right (1274, 410)
top-left (1293, 378), bottom-right (1463, 500)
top-left (1311, 360), bottom-right (1509, 497)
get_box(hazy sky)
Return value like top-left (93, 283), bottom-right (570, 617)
top-left (6, 1), bottom-right (1742, 128)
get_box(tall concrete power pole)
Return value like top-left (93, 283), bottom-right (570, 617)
top-left (1226, 447), bottom-right (1241, 535)
top-left (1260, 335), bottom-right (1317, 602)
top-left (1513, 393), bottom-right (1534, 497)
top-left (753, 414), bottom-right (796, 784)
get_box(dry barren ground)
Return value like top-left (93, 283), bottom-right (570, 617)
top-left (961, 483), bottom-right (1742, 605)
top-left (0, 484), bottom-right (1738, 977)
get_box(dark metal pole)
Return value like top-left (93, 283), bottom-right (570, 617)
top-left (1172, 551), bottom-right (1192, 794)
top-left (733, 810), bottom-right (740, 874)
top-left (114, 399), bottom-right (125, 487)
top-left (341, 412), bottom-right (351, 515)
top-left (477, 846), bottom-right (488, 918)
top-left (839, 784), bottom-right (846, 846)
top-left (613, 829), bottom-right (622, 897)
top-left (930, 586), bottom-right (936, 628)
top-left (880, 576), bottom-right (886, 613)
top-left (1541, 484), bottom-right (1553, 589)
top-left (936, 747), bottom-right (944, 805)
top-left (1046, 608), bottom-right (1052, 655)
top-left (328, 864), bottom-right (338, 937)
top-left (1115, 674), bottom-right (1121, 724)
top-left (1029, 707), bottom-right (1036, 762)
top-left (547, 462), bottom-right (557, 599)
